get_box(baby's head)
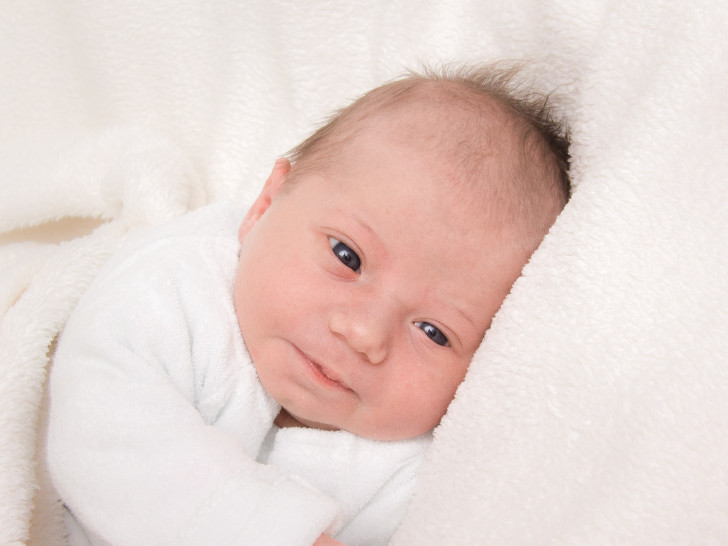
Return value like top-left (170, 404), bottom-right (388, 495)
top-left (234, 64), bottom-right (570, 440)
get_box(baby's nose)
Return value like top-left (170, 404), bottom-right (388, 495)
top-left (329, 307), bottom-right (388, 365)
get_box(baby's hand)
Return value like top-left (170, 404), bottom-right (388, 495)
top-left (314, 533), bottom-right (345, 546)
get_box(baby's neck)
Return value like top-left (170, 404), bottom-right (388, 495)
top-left (274, 408), bottom-right (310, 429)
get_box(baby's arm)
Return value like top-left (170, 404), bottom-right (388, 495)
top-left (47, 216), bottom-right (338, 545)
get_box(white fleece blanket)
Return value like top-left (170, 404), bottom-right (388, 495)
top-left (1, 1), bottom-right (726, 544)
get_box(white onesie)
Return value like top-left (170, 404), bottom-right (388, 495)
top-left (47, 202), bottom-right (430, 546)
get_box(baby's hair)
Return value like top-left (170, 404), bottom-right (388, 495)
top-left (287, 62), bottom-right (571, 248)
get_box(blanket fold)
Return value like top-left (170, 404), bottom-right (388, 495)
top-left (0, 126), bottom-right (206, 544)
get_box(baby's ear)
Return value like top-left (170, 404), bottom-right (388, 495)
top-left (239, 158), bottom-right (290, 241)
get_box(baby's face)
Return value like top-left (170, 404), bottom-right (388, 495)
top-left (234, 118), bottom-right (532, 440)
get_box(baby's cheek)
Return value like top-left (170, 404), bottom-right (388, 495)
top-left (392, 379), bottom-right (450, 435)
top-left (422, 372), bottom-right (463, 420)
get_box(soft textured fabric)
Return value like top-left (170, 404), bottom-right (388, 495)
top-left (259, 427), bottom-right (430, 546)
top-left (1, 2), bottom-right (727, 545)
top-left (47, 203), bottom-right (428, 545)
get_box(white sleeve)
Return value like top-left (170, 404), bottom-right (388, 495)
top-left (47, 219), bottom-right (339, 546)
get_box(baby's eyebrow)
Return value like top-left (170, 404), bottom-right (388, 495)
top-left (330, 209), bottom-right (383, 256)
top-left (438, 300), bottom-right (484, 347)
top-left (326, 207), bottom-right (372, 234)
top-left (453, 304), bottom-right (477, 330)
top-left (346, 211), bottom-right (376, 239)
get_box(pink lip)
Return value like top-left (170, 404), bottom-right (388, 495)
top-left (296, 347), bottom-right (353, 392)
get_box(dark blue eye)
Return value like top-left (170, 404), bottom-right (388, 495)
top-left (414, 321), bottom-right (449, 347)
top-left (329, 237), bottom-right (361, 272)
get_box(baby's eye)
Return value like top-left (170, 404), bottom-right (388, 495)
top-left (414, 321), bottom-right (449, 347)
top-left (328, 237), bottom-right (361, 272)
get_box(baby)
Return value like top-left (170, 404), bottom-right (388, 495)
top-left (47, 64), bottom-right (570, 545)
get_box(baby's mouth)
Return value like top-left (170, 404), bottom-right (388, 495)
top-left (299, 349), bottom-right (353, 391)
